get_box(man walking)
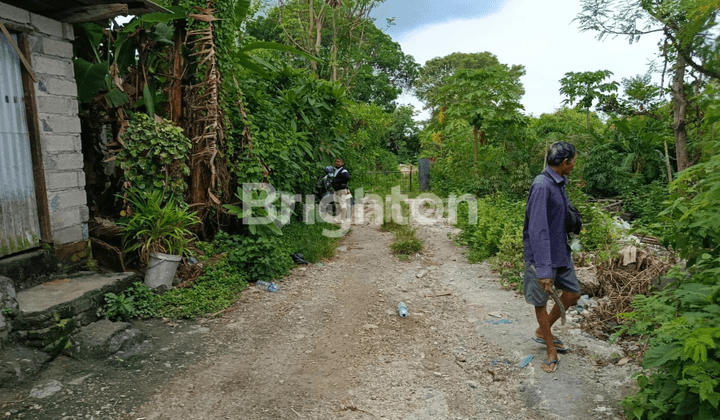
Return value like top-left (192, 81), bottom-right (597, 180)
top-left (332, 158), bottom-right (351, 222)
top-left (523, 141), bottom-right (581, 373)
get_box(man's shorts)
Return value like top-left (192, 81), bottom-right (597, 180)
top-left (333, 189), bottom-right (352, 220)
top-left (523, 263), bottom-right (581, 307)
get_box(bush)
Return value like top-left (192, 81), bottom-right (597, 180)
top-left (103, 282), bottom-right (158, 321)
top-left (199, 231), bottom-right (293, 283)
top-left (490, 223), bottom-right (525, 290)
top-left (619, 142), bottom-right (720, 420)
top-left (582, 143), bottom-right (638, 197)
top-left (621, 180), bottom-right (670, 234)
top-left (117, 113), bottom-right (191, 204)
top-left (117, 189), bottom-right (200, 264)
top-left (619, 264), bottom-right (720, 419)
top-left (455, 193), bottom-right (525, 263)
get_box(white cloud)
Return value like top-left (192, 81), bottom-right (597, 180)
top-left (395, 0), bottom-right (663, 119)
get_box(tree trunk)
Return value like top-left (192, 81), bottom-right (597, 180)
top-left (664, 138), bottom-right (673, 183)
top-left (586, 111), bottom-right (590, 130)
top-left (169, 23), bottom-right (184, 125)
top-left (672, 54), bottom-right (689, 172)
top-left (308, 0), bottom-right (317, 74)
top-left (314, 5), bottom-right (322, 58)
top-left (331, 6), bottom-right (338, 81)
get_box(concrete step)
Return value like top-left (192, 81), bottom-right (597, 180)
top-left (12, 272), bottom-right (139, 353)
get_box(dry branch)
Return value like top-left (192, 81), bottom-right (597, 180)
top-left (581, 247), bottom-right (674, 339)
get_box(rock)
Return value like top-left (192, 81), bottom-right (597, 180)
top-left (576, 266), bottom-right (600, 296)
top-left (29, 380), bottom-right (62, 399)
top-left (616, 357), bottom-right (630, 366)
top-left (416, 270), bottom-right (427, 278)
top-left (337, 246), bottom-right (348, 252)
top-left (63, 319), bottom-right (146, 360)
top-left (0, 345), bottom-right (52, 388)
top-left (0, 276), bottom-right (19, 341)
top-left (468, 380), bottom-right (479, 389)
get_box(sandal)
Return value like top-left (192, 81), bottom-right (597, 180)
top-left (532, 335), bottom-right (569, 353)
top-left (542, 358), bottom-right (559, 373)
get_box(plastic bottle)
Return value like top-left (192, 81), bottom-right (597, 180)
top-left (398, 302), bottom-right (408, 318)
top-left (256, 280), bottom-right (279, 292)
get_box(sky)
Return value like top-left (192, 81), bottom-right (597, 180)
top-left (373, 0), bottom-right (664, 119)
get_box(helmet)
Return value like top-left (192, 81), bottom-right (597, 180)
top-left (324, 166), bottom-right (333, 174)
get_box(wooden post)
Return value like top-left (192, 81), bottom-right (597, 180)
top-left (19, 33), bottom-right (52, 242)
top-left (409, 166), bottom-right (413, 192)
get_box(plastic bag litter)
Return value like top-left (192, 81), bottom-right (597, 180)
top-left (291, 253), bottom-right (310, 264)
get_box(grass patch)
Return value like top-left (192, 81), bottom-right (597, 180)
top-left (281, 215), bottom-right (342, 262)
top-left (381, 201), bottom-right (424, 259)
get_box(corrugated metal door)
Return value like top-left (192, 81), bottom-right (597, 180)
top-left (0, 32), bottom-right (41, 256)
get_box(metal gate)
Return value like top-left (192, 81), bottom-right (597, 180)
top-left (0, 32), bottom-right (41, 256)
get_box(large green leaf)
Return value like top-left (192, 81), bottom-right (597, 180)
top-left (151, 23), bottom-right (175, 46)
top-left (240, 41), bottom-right (318, 61)
top-left (143, 83), bottom-right (155, 117)
top-left (233, 0), bottom-right (251, 24)
top-left (78, 23), bottom-right (104, 52)
top-left (121, 6), bottom-right (186, 32)
top-left (106, 87), bottom-right (129, 107)
top-left (236, 52), bottom-right (269, 77)
top-left (643, 343), bottom-right (685, 369)
top-left (74, 58), bottom-right (109, 103)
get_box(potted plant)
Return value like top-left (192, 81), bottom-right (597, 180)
top-left (117, 189), bottom-right (200, 289)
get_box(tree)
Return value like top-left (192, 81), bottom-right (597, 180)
top-left (413, 52), bottom-right (500, 112)
top-left (559, 70), bottom-right (619, 128)
top-left (249, 0), bottom-right (418, 109)
top-left (428, 62), bottom-right (526, 173)
top-left (576, 0), bottom-right (720, 171)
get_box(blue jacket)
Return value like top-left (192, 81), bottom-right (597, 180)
top-left (522, 166), bottom-right (572, 278)
top-left (332, 166), bottom-right (350, 190)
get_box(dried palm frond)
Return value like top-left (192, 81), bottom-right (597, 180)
top-left (184, 0), bottom-right (230, 214)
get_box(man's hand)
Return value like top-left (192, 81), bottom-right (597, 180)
top-left (538, 278), bottom-right (552, 293)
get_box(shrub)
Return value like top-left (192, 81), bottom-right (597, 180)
top-left (619, 142), bottom-right (720, 420)
top-left (200, 231), bottom-right (293, 283)
top-left (455, 193), bottom-right (525, 263)
top-left (103, 282), bottom-right (158, 321)
top-left (117, 113), bottom-right (191, 204)
top-left (117, 189), bottom-right (200, 264)
top-left (621, 180), bottom-right (670, 234)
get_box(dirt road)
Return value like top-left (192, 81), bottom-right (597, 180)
top-left (2, 199), bottom-right (637, 419)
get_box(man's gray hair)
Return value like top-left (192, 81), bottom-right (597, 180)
top-left (546, 141), bottom-right (577, 166)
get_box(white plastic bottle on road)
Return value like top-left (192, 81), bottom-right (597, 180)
top-left (398, 302), bottom-right (408, 318)
top-left (256, 281), bottom-right (279, 292)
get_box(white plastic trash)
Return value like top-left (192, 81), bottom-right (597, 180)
top-left (145, 252), bottom-right (182, 289)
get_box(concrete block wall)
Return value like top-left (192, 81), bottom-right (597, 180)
top-left (0, 2), bottom-right (88, 246)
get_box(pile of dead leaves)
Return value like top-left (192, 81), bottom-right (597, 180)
top-left (581, 245), bottom-right (675, 339)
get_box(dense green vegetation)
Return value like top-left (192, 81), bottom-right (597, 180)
top-left (83, 1), bottom-right (720, 418)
